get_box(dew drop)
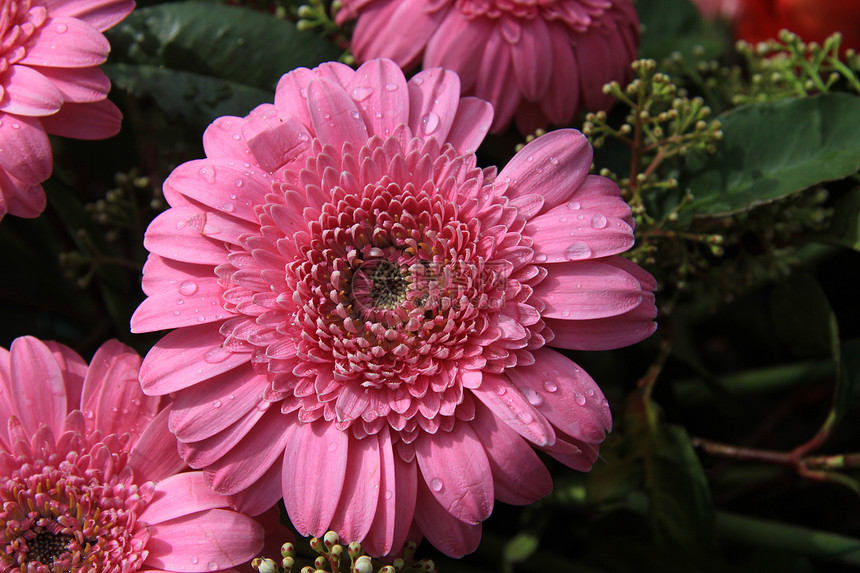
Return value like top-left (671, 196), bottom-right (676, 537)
top-left (412, 76), bottom-right (425, 86)
top-left (574, 391), bottom-right (587, 406)
top-left (231, 133), bottom-right (241, 140)
top-left (585, 388), bottom-right (595, 397)
top-left (197, 316), bottom-right (206, 322)
top-left (517, 410), bottom-right (534, 424)
top-left (299, 133), bottom-right (309, 142)
top-left (198, 166), bottom-right (216, 184)
top-left (55, 23), bottom-right (67, 33)
top-left (83, 410), bottom-right (94, 419)
top-left (384, 490), bottom-right (393, 500)
top-left (559, 216), bottom-right (568, 223)
top-left (173, 310), bottom-right (181, 316)
top-left (374, 111), bottom-right (383, 118)
top-left (328, 441), bottom-right (338, 452)
top-left (543, 380), bottom-right (558, 392)
top-left (204, 348), bottom-right (230, 364)
top-left (526, 390), bottom-right (544, 407)
top-left (191, 557), bottom-right (199, 565)
top-left (178, 281), bottom-right (198, 296)
top-left (234, 178), bottom-right (244, 188)
top-left (384, 82), bottom-right (398, 91)
top-left (299, 88), bottom-right (308, 99)
top-left (526, 155), bottom-right (535, 162)
top-left (421, 112), bottom-right (440, 135)
top-left (429, 478), bottom-right (443, 492)
top-left (534, 253), bottom-right (548, 263)
top-left (208, 563), bottom-right (219, 572)
top-left (549, 156), bottom-right (559, 165)
top-left (567, 201), bottom-right (581, 210)
top-left (591, 214), bottom-right (608, 229)
top-left (11, 123), bottom-right (19, 129)
top-left (211, 400), bottom-right (222, 408)
top-left (565, 242), bottom-right (592, 260)
top-left (351, 110), bottom-right (361, 119)
top-left (220, 203), bottom-right (235, 213)
top-left (495, 385), bottom-right (507, 396)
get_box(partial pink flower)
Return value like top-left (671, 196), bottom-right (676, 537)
top-left (131, 59), bottom-right (657, 558)
top-left (689, 0), bottom-right (740, 20)
top-left (0, 336), bottom-right (264, 572)
top-left (335, 0), bottom-right (639, 134)
top-left (0, 0), bottom-right (133, 220)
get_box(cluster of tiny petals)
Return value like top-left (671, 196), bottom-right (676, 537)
top-left (0, 420), bottom-right (151, 573)
top-left (0, 0), bottom-right (46, 74)
top-left (215, 129), bottom-right (549, 441)
top-left (454, 0), bottom-right (612, 29)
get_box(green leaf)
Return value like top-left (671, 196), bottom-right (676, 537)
top-left (683, 93), bottom-right (860, 217)
top-left (768, 273), bottom-right (839, 361)
top-left (105, 63), bottom-right (272, 128)
top-left (834, 338), bottom-right (860, 422)
top-left (502, 532), bottom-right (540, 565)
top-left (107, 2), bottom-right (341, 90)
top-left (815, 186), bottom-right (860, 250)
top-left (636, 0), bottom-right (723, 62)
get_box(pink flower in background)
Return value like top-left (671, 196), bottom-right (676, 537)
top-left (0, 0), bottom-right (133, 220)
top-left (336, 0), bottom-right (639, 134)
top-left (689, 0), bottom-right (740, 20)
top-left (0, 336), bottom-right (264, 572)
top-left (131, 59), bottom-right (656, 558)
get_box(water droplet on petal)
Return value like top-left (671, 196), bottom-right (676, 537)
top-left (565, 242), bottom-right (592, 260)
top-left (526, 155), bottom-right (535, 162)
top-left (232, 133), bottom-right (241, 140)
top-left (495, 385), bottom-right (507, 396)
top-left (526, 390), bottom-right (544, 407)
top-left (559, 216), bottom-right (568, 223)
top-left (535, 253), bottom-right (548, 263)
top-left (299, 88), bottom-right (308, 98)
top-left (178, 281), bottom-right (198, 296)
top-left (384, 490), bottom-right (393, 500)
top-left (384, 82), bottom-right (398, 91)
top-left (198, 166), bottom-right (216, 184)
top-left (191, 557), bottom-right (200, 565)
top-left (567, 201), bottom-right (581, 210)
top-left (517, 410), bottom-right (534, 424)
top-left (352, 87), bottom-right (374, 101)
top-left (328, 441), bottom-right (338, 452)
top-left (212, 400), bottom-right (222, 408)
top-left (543, 380), bottom-right (558, 392)
top-left (11, 123), bottom-right (19, 129)
top-left (549, 156), bottom-right (559, 165)
top-left (585, 388), bottom-right (595, 397)
top-left (430, 478), bottom-right (443, 492)
top-left (220, 203), bottom-right (234, 213)
top-left (55, 23), bottom-right (67, 33)
top-left (574, 391), bottom-right (587, 406)
top-left (234, 178), bottom-right (244, 188)
top-left (351, 110), bottom-right (360, 119)
top-left (173, 310), bottom-right (181, 316)
top-left (204, 348), bottom-right (230, 364)
top-left (422, 112), bottom-right (440, 135)
top-left (412, 76), bottom-right (425, 86)
top-left (591, 214), bottom-right (608, 229)
top-left (208, 563), bottom-right (219, 572)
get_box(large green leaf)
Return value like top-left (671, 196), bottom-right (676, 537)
top-left (835, 338), bottom-right (860, 423)
top-left (105, 63), bottom-right (272, 127)
top-left (768, 273), bottom-right (839, 361)
top-left (107, 2), bottom-right (341, 90)
top-left (683, 93), bottom-right (860, 217)
top-left (636, 0), bottom-right (723, 62)
top-left (815, 187), bottom-right (860, 251)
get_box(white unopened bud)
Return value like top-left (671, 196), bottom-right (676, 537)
top-left (354, 555), bottom-right (373, 573)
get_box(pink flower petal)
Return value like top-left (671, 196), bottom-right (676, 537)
top-left (9, 337), bottom-right (66, 435)
top-left (42, 341), bottom-right (87, 411)
top-left (347, 59), bottom-right (409, 138)
top-left (25, 65), bottom-right (110, 103)
top-left (546, 291), bottom-right (658, 350)
top-left (204, 407), bottom-right (292, 495)
top-left (507, 347), bottom-right (612, 443)
top-left (470, 401), bottom-right (552, 505)
top-left (164, 159), bottom-right (271, 224)
top-left (128, 407), bottom-right (187, 484)
top-left (424, 12), bottom-right (493, 93)
top-left (510, 17), bottom-right (552, 101)
top-left (413, 477), bottom-right (481, 558)
top-left (202, 116), bottom-right (250, 160)
top-left (39, 98), bottom-right (121, 139)
top-left (0, 114), bottom-right (51, 185)
top-left (179, 405), bottom-right (268, 469)
top-left (527, 207), bottom-right (634, 262)
top-left (0, 65), bottom-right (62, 116)
top-left (351, 0), bottom-right (445, 70)
top-left (139, 472), bottom-right (230, 526)
top-left (407, 68), bottom-right (460, 142)
top-left (445, 97), bottom-right (493, 155)
top-left (361, 428), bottom-right (417, 557)
top-left (169, 362), bottom-right (268, 442)
top-left (39, 0), bottom-right (135, 31)
top-left (242, 110), bottom-right (312, 173)
top-left (231, 462), bottom-right (284, 516)
top-left (20, 17), bottom-right (109, 68)
top-left (474, 30), bottom-right (519, 133)
top-left (307, 78), bottom-right (370, 150)
top-left (532, 259), bottom-right (644, 319)
top-left (499, 129), bottom-right (592, 211)
top-left (143, 509), bottom-right (264, 572)
top-left (575, 28), bottom-right (616, 111)
top-left (414, 422), bottom-right (494, 525)
top-left (138, 323), bottom-right (251, 395)
top-left (131, 279), bottom-right (229, 332)
top-left (470, 372), bottom-right (555, 446)
top-left (144, 206), bottom-right (253, 265)
top-left (540, 433), bottom-right (601, 472)
top-left (542, 23), bottom-right (580, 124)
top-left (0, 171), bottom-right (46, 219)
top-left (283, 420), bottom-right (348, 537)
top-left (329, 433), bottom-right (382, 542)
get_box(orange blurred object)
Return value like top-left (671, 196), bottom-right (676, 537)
top-left (734, 0), bottom-right (860, 50)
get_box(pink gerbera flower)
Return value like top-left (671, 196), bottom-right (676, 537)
top-left (131, 59), bottom-right (657, 558)
top-left (0, 336), bottom-right (264, 571)
top-left (0, 0), bottom-right (132, 220)
top-left (335, 0), bottom-right (639, 134)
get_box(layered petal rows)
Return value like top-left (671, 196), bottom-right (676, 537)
top-left (0, 336), bottom-right (264, 572)
top-left (131, 59), bottom-right (657, 558)
top-left (336, 0), bottom-right (639, 134)
top-left (0, 0), bottom-right (131, 220)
